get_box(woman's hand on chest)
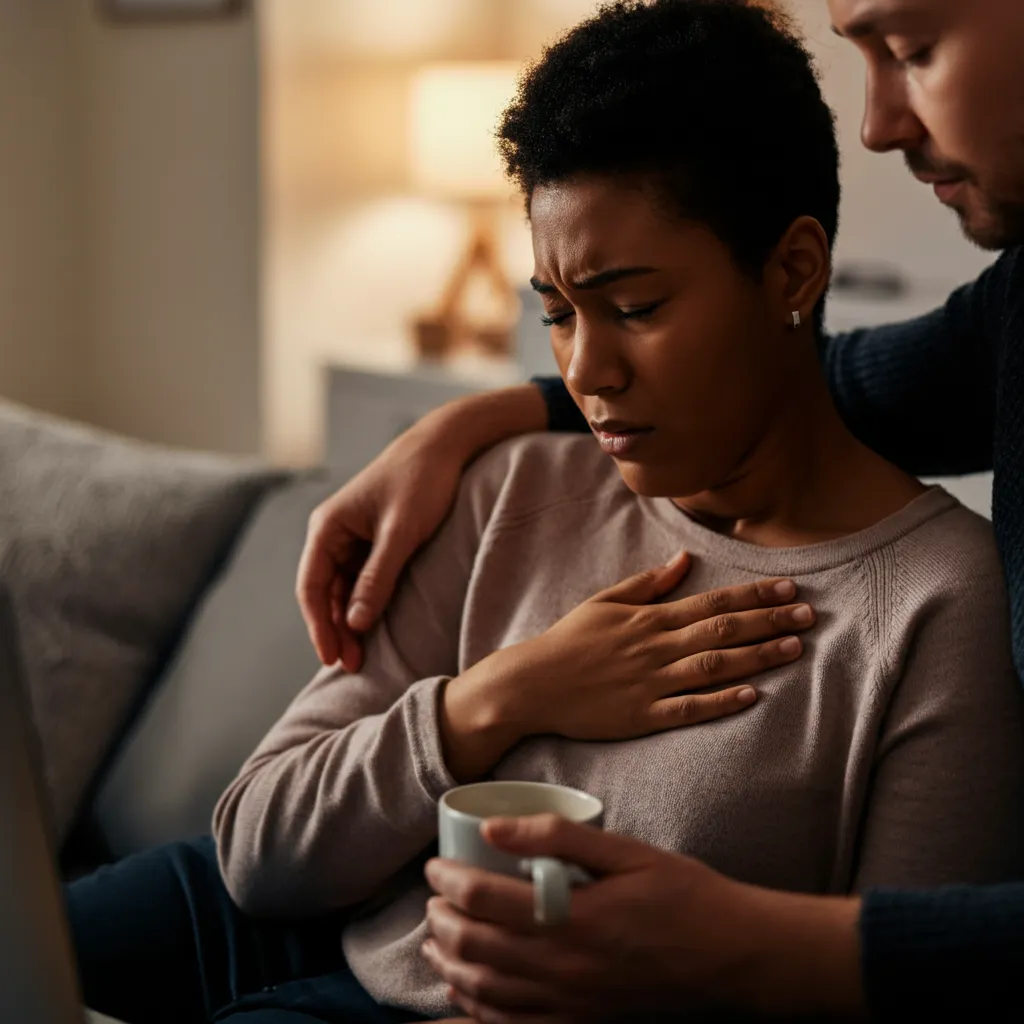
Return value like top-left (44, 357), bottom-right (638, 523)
top-left (438, 551), bottom-right (816, 781)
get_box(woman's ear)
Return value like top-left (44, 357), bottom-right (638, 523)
top-left (765, 216), bottom-right (831, 331)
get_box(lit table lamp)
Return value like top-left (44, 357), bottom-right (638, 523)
top-left (409, 62), bottom-right (521, 360)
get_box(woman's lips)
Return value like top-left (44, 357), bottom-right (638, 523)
top-left (592, 426), bottom-right (654, 456)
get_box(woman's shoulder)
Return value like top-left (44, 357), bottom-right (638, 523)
top-left (869, 491), bottom-right (1010, 655)
top-left (461, 433), bottom-right (626, 525)
top-left (888, 491), bottom-right (1004, 596)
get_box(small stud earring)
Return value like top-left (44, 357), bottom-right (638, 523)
top-left (791, 310), bottom-right (802, 329)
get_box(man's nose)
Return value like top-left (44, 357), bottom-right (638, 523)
top-left (860, 68), bottom-right (927, 154)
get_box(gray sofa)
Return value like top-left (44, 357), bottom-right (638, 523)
top-left (0, 398), bottom-right (355, 871)
top-left (76, 470), bottom-right (348, 868)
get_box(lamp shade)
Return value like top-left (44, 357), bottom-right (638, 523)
top-left (409, 62), bottom-right (521, 200)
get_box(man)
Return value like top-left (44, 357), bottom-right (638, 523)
top-left (296, 0), bottom-right (1024, 1017)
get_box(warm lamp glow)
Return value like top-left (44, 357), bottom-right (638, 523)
top-left (409, 62), bottom-right (521, 200)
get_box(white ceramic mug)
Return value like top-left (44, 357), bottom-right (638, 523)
top-left (438, 780), bottom-right (603, 926)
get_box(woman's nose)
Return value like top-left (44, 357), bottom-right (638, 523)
top-left (564, 321), bottom-right (631, 396)
top-left (861, 67), bottom-right (927, 154)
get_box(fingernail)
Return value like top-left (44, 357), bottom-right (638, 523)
top-left (347, 601), bottom-right (372, 631)
top-left (779, 636), bottom-right (801, 656)
top-left (738, 687), bottom-right (757, 705)
top-left (774, 580), bottom-right (796, 599)
top-left (791, 604), bottom-right (813, 625)
top-left (665, 550), bottom-right (688, 568)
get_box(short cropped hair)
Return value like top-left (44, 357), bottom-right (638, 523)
top-left (498, 0), bottom-right (841, 332)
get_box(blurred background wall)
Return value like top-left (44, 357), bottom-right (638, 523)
top-left (0, 0), bottom-right (83, 421)
top-left (0, 0), bottom-right (260, 454)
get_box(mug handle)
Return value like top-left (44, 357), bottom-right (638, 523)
top-left (523, 857), bottom-right (593, 926)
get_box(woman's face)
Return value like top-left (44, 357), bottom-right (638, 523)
top-left (530, 176), bottom-right (805, 500)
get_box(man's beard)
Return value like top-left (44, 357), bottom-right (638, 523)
top-left (905, 148), bottom-right (1024, 251)
top-left (956, 193), bottom-right (1024, 251)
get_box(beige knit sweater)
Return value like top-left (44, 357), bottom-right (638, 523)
top-left (214, 435), bottom-right (1024, 1018)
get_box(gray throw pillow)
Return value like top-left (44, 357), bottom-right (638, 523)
top-left (0, 399), bottom-right (285, 841)
top-left (90, 472), bottom-right (345, 857)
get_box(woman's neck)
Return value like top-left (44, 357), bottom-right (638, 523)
top-left (673, 367), bottom-right (926, 548)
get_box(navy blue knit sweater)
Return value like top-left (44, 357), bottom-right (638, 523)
top-left (533, 246), bottom-right (1024, 1018)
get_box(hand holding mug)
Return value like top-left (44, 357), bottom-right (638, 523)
top-left (438, 781), bottom-right (602, 926)
top-left (424, 815), bottom-right (864, 1023)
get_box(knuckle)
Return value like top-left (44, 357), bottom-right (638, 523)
top-left (453, 876), bottom-right (487, 914)
top-left (354, 566), bottom-right (380, 591)
top-left (694, 649), bottom-right (725, 680)
top-left (626, 635), bottom-right (657, 664)
top-left (476, 972), bottom-right (508, 1005)
top-left (424, 896), bottom-right (445, 929)
top-left (448, 924), bottom-right (474, 961)
top-left (675, 695), bottom-right (697, 725)
top-left (698, 588), bottom-right (729, 617)
top-left (631, 605), bottom-right (661, 632)
top-left (649, 696), bottom-right (678, 727)
top-left (711, 614), bottom-right (737, 641)
top-left (458, 965), bottom-right (495, 1001)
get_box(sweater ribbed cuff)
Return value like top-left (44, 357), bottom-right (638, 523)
top-left (402, 675), bottom-right (459, 805)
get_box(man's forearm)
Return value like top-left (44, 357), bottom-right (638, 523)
top-left (736, 887), bottom-right (865, 1019)
top-left (417, 384), bottom-right (549, 464)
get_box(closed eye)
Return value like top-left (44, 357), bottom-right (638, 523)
top-left (619, 301), bottom-right (663, 321)
top-left (540, 310), bottom-right (574, 327)
top-left (540, 301), bottom-right (663, 327)
top-left (894, 43), bottom-right (933, 67)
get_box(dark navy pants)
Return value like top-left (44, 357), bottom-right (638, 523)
top-left (65, 836), bottom-right (426, 1024)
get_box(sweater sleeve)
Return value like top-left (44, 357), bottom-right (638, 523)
top-left (861, 885), bottom-right (1024, 1020)
top-left (212, 450), bottom-right (510, 918)
top-left (531, 376), bottom-right (589, 433)
top-left (821, 256), bottom-right (1006, 477)
top-left (851, 538), bottom-right (1024, 892)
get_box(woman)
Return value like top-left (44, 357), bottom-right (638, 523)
top-left (69, 2), bottom-right (1024, 1023)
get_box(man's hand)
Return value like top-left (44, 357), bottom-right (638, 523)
top-left (297, 386), bottom-right (549, 670)
top-left (296, 418), bottom-right (467, 671)
top-left (422, 815), bottom-right (865, 1023)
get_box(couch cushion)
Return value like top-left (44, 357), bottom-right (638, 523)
top-left (0, 399), bottom-right (284, 841)
top-left (91, 471), bottom-right (347, 857)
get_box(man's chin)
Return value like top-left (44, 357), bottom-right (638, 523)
top-left (959, 214), bottom-right (1016, 251)
top-left (955, 192), bottom-right (1024, 250)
